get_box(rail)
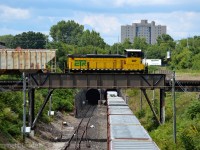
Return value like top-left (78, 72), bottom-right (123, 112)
top-left (62, 105), bottom-right (96, 150)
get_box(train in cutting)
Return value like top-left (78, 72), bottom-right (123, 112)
top-left (67, 49), bottom-right (148, 73)
top-left (106, 91), bottom-right (160, 150)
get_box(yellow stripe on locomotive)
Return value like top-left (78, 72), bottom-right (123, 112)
top-left (67, 49), bottom-right (146, 73)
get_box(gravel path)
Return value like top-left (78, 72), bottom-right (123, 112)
top-left (86, 104), bottom-right (107, 150)
top-left (27, 103), bottom-right (107, 150)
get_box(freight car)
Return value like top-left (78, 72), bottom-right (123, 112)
top-left (67, 49), bottom-right (147, 73)
top-left (0, 49), bottom-right (56, 74)
top-left (107, 91), bottom-right (160, 150)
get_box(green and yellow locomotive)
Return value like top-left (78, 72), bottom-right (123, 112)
top-left (67, 49), bottom-right (147, 73)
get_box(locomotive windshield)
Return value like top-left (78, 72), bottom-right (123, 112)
top-left (124, 49), bottom-right (144, 58)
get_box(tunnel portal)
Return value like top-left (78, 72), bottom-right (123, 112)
top-left (86, 89), bottom-right (100, 105)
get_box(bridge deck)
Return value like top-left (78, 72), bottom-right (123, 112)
top-left (0, 73), bottom-right (200, 91)
top-left (28, 73), bottom-right (165, 89)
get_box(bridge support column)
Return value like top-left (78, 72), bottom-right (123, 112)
top-left (28, 88), bottom-right (35, 128)
top-left (141, 89), bottom-right (161, 125)
top-left (31, 89), bottom-right (54, 129)
top-left (160, 89), bottom-right (165, 124)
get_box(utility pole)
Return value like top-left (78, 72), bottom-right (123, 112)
top-left (172, 71), bottom-right (176, 144)
top-left (117, 36), bottom-right (119, 54)
top-left (152, 89), bottom-right (155, 106)
top-left (49, 94), bottom-right (52, 116)
top-left (140, 89), bottom-right (143, 110)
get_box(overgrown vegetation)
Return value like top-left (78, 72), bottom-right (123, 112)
top-left (127, 89), bottom-right (200, 150)
top-left (0, 83), bottom-right (74, 147)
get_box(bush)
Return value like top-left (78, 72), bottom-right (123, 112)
top-left (148, 66), bottom-right (159, 73)
top-left (186, 100), bottom-right (200, 119)
top-left (136, 109), bottom-right (146, 119)
top-left (180, 122), bottom-right (200, 150)
top-left (127, 89), bottom-right (139, 97)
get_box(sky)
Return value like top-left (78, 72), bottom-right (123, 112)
top-left (0, 0), bottom-right (200, 45)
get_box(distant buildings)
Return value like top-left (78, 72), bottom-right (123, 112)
top-left (121, 20), bottom-right (166, 44)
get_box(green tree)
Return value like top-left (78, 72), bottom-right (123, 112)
top-left (170, 48), bottom-right (192, 69)
top-left (11, 31), bottom-right (47, 49)
top-left (188, 36), bottom-right (200, 55)
top-left (50, 20), bottom-right (84, 45)
top-left (169, 35), bottom-right (200, 70)
top-left (0, 34), bottom-right (14, 48)
top-left (122, 38), bottom-right (132, 49)
top-left (51, 89), bottom-right (74, 112)
top-left (146, 45), bottom-right (164, 59)
top-left (110, 42), bottom-right (124, 54)
top-left (132, 37), bottom-right (148, 51)
top-left (78, 30), bottom-right (106, 49)
top-left (47, 42), bottom-right (75, 71)
top-left (157, 34), bottom-right (175, 48)
top-left (192, 53), bottom-right (200, 70)
top-left (77, 45), bottom-right (107, 54)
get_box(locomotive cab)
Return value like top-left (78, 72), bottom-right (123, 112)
top-left (124, 49), bottom-right (146, 73)
top-left (124, 49), bottom-right (144, 58)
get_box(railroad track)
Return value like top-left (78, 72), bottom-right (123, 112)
top-left (62, 105), bottom-right (96, 150)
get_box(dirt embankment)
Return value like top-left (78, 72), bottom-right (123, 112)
top-left (4, 104), bottom-right (108, 150)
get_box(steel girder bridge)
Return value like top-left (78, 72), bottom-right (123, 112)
top-left (0, 73), bottom-right (200, 131)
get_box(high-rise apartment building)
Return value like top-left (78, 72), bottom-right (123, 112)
top-left (121, 20), bottom-right (166, 44)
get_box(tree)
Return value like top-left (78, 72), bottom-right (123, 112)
top-left (109, 42), bottom-right (125, 54)
top-left (146, 45), bottom-right (162, 59)
top-left (157, 34), bottom-right (176, 49)
top-left (47, 41), bottom-right (75, 71)
top-left (170, 48), bottom-right (192, 69)
top-left (191, 53), bottom-right (200, 70)
top-left (78, 30), bottom-right (106, 49)
top-left (0, 34), bottom-right (14, 48)
top-left (11, 31), bottom-right (47, 49)
top-left (50, 20), bottom-right (84, 45)
top-left (132, 37), bottom-right (148, 51)
top-left (122, 38), bottom-right (132, 49)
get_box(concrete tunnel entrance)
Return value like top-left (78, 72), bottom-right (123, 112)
top-left (86, 89), bottom-right (100, 105)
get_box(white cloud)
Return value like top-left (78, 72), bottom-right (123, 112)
top-left (114, 0), bottom-right (174, 6)
top-left (81, 15), bottom-right (121, 35)
top-left (0, 5), bottom-right (30, 21)
top-left (72, 0), bottom-right (200, 7)
top-left (0, 3), bottom-right (199, 45)
top-left (0, 27), bottom-right (22, 36)
top-left (71, 11), bottom-right (200, 44)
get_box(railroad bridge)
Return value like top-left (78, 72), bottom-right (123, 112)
top-left (1, 73), bottom-right (200, 128)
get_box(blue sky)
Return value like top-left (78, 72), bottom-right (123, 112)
top-left (0, 0), bottom-right (200, 45)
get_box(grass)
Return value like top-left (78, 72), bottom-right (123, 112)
top-left (127, 88), bottom-right (200, 150)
